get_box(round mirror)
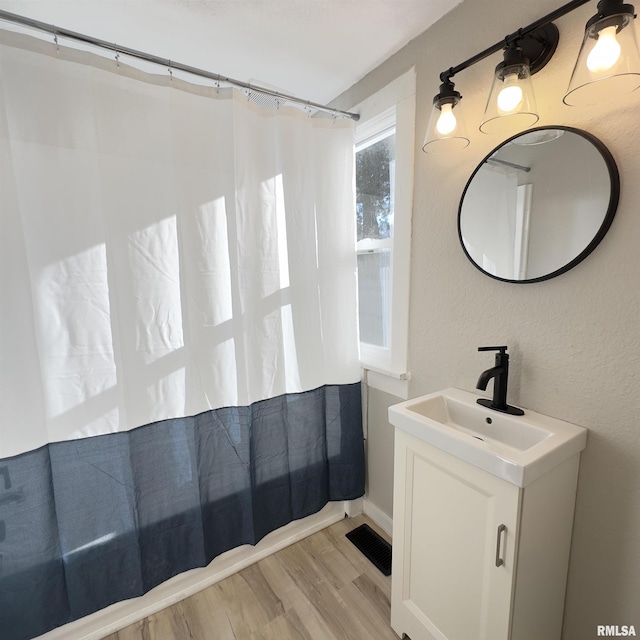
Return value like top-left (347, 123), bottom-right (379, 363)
top-left (458, 126), bottom-right (619, 283)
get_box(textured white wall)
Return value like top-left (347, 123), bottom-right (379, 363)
top-left (332, 0), bottom-right (640, 636)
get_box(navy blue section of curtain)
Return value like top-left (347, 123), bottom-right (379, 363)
top-left (0, 383), bottom-right (364, 640)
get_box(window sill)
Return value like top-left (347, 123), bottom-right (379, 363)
top-left (361, 365), bottom-right (410, 399)
top-left (361, 364), bottom-right (409, 380)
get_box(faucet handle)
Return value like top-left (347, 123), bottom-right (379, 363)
top-left (478, 346), bottom-right (508, 353)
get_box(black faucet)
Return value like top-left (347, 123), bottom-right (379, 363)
top-left (476, 346), bottom-right (524, 416)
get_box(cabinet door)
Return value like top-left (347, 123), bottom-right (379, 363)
top-left (391, 431), bottom-right (521, 640)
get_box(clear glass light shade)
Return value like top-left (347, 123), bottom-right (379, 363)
top-left (422, 100), bottom-right (470, 153)
top-left (564, 13), bottom-right (640, 106)
top-left (480, 63), bottom-right (539, 135)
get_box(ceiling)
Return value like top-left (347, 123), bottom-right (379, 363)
top-left (0, 0), bottom-right (461, 105)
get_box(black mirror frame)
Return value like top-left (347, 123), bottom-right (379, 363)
top-left (457, 126), bottom-right (620, 284)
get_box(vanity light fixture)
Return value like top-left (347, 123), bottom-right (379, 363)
top-left (479, 45), bottom-right (541, 134)
top-left (564, 0), bottom-right (640, 105)
top-left (424, 0), bottom-right (640, 154)
top-left (423, 79), bottom-right (470, 152)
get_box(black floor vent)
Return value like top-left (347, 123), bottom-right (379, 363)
top-left (346, 523), bottom-right (392, 576)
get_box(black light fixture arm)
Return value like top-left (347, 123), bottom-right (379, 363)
top-left (439, 0), bottom-right (593, 83)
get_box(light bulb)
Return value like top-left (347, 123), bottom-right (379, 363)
top-left (587, 25), bottom-right (622, 72)
top-left (436, 103), bottom-right (457, 135)
top-left (497, 73), bottom-right (523, 113)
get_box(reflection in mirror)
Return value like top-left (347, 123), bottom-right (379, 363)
top-left (458, 127), bottom-right (619, 283)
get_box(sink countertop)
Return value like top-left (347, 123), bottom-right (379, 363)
top-left (388, 388), bottom-right (587, 487)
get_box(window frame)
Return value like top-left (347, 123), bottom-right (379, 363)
top-left (355, 118), bottom-right (395, 351)
top-left (352, 69), bottom-right (415, 384)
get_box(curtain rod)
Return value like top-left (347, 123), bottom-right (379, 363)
top-left (0, 8), bottom-right (360, 121)
top-left (486, 158), bottom-right (531, 172)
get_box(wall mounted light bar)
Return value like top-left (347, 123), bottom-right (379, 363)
top-left (423, 0), bottom-right (640, 153)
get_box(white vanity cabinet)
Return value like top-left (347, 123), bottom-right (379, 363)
top-left (391, 427), bottom-right (582, 640)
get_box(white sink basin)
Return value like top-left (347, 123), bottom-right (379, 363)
top-left (388, 388), bottom-right (587, 487)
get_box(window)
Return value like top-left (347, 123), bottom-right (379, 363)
top-left (356, 119), bottom-right (395, 350)
top-left (353, 70), bottom-right (415, 385)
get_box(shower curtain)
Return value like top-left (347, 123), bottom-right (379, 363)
top-left (459, 164), bottom-right (519, 277)
top-left (0, 32), bottom-right (364, 639)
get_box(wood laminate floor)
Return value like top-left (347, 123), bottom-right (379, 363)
top-left (101, 515), bottom-right (399, 640)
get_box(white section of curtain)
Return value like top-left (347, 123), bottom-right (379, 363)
top-left (0, 33), bottom-right (360, 459)
top-left (460, 165), bottom-right (518, 278)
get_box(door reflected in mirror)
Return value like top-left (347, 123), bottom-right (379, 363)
top-left (458, 126), bottom-right (619, 283)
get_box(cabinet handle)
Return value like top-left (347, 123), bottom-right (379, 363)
top-left (495, 524), bottom-right (506, 567)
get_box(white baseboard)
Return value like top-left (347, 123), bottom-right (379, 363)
top-left (36, 502), bottom-right (348, 640)
top-left (344, 496), bottom-right (363, 517)
top-left (363, 498), bottom-right (393, 537)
